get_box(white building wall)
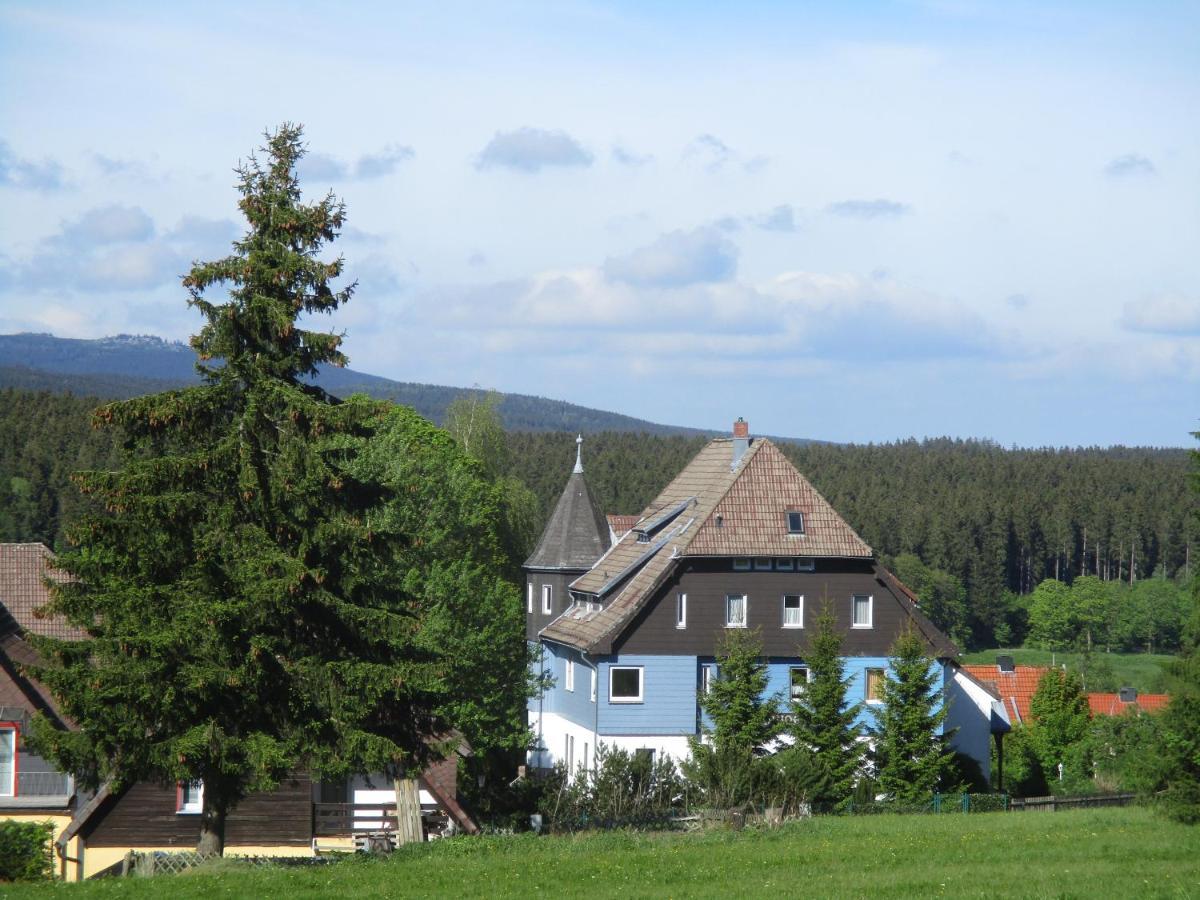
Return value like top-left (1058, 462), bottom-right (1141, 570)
top-left (529, 711), bottom-right (598, 776)
top-left (944, 665), bottom-right (1005, 784)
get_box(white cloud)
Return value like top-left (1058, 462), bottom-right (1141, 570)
top-left (0, 140), bottom-right (67, 191)
top-left (1104, 153), bottom-right (1156, 178)
top-left (603, 226), bottom-right (738, 287)
top-left (297, 144), bottom-right (414, 182)
top-left (56, 204), bottom-right (154, 246)
top-left (475, 128), bottom-right (592, 173)
top-left (1120, 293), bottom-right (1200, 335)
top-left (825, 199), bottom-right (912, 219)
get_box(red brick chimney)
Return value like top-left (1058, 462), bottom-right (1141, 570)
top-left (731, 417), bottom-right (750, 470)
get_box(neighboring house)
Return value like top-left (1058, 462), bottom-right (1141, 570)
top-left (524, 421), bottom-right (999, 781)
top-left (1086, 688), bottom-right (1169, 717)
top-left (0, 543), bottom-right (476, 880)
top-left (0, 544), bottom-right (83, 878)
top-left (961, 659), bottom-right (1049, 726)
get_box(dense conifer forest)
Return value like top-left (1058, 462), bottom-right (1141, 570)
top-left (2, 387), bottom-right (1195, 651)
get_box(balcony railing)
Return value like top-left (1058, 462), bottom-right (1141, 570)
top-left (313, 802), bottom-right (398, 836)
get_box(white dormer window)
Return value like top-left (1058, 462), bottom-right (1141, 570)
top-left (542, 584), bottom-right (553, 615)
top-left (787, 511), bottom-right (805, 534)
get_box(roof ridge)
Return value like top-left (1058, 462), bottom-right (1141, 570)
top-left (672, 436), bottom-right (767, 556)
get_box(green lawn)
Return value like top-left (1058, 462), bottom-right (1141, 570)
top-left (9, 807), bottom-right (1200, 898)
top-left (959, 648), bottom-right (1176, 694)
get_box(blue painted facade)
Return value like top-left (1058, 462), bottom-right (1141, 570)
top-left (596, 654), bottom-right (698, 736)
top-left (532, 650), bottom-right (950, 743)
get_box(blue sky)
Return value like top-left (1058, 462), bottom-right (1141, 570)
top-left (1, 1), bottom-right (1197, 446)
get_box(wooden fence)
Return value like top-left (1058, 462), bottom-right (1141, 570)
top-left (1008, 792), bottom-right (1138, 812)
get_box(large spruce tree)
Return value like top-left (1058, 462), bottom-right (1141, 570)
top-left (871, 628), bottom-right (955, 803)
top-left (29, 125), bottom-right (457, 853)
top-left (788, 605), bottom-right (863, 807)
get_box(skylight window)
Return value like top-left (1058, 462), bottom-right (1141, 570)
top-left (787, 511), bottom-right (805, 534)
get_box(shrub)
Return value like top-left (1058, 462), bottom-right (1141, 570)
top-left (0, 820), bottom-right (54, 882)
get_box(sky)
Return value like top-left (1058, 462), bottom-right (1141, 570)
top-left (1, 1), bottom-right (1197, 447)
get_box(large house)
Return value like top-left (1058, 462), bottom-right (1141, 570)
top-left (0, 543), bottom-right (476, 880)
top-left (525, 421), bottom-right (1005, 780)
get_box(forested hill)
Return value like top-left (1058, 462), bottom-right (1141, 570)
top-left (0, 333), bottom-right (713, 436)
top-left (2, 386), bottom-right (1194, 652)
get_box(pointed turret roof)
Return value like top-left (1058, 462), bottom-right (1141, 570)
top-left (524, 436), bottom-right (611, 571)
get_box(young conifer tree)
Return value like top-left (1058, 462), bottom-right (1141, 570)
top-left (871, 628), bottom-right (955, 803)
top-left (29, 125), bottom-right (453, 854)
top-left (788, 604), bottom-right (863, 806)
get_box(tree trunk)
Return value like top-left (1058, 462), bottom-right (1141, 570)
top-left (197, 791), bottom-right (228, 856)
top-left (393, 776), bottom-right (423, 846)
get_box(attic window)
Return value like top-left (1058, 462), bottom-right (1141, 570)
top-left (637, 533), bottom-right (650, 543)
top-left (787, 511), bottom-right (805, 535)
top-left (733, 558), bottom-right (751, 571)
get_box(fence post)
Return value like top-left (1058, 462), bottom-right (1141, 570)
top-left (932, 793), bottom-right (940, 813)
top-left (962, 793), bottom-right (970, 813)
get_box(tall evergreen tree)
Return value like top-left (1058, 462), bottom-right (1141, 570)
top-left (698, 628), bottom-right (779, 755)
top-left (788, 605), bottom-right (863, 806)
top-left (871, 628), bottom-right (955, 802)
top-left (28, 125), bottom-right (457, 854)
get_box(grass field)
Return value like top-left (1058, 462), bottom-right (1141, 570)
top-left (959, 648), bottom-right (1176, 693)
top-left (8, 807), bottom-right (1200, 899)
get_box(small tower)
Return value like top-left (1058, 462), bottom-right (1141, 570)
top-left (523, 435), bottom-right (611, 640)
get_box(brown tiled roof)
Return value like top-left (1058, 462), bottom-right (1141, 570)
top-left (961, 664), bottom-right (1049, 724)
top-left (0, 543), bottom-right (84, 641)
top-left (542, 438), bottom-right (882, 654)
top-left (0, 631), bottom-right (70, 727)
top-left (1087, 692), bottom-right (1169, 716)
top-left (687, 441), bottom-right (872, 558)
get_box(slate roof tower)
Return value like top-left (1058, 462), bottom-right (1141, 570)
top-left (523, 435), bottom-right (611, 640)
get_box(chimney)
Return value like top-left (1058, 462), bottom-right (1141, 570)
top-left (731, 417), bottom-right (750, 470)
top-left (1118, 686), bottom-right (1137, 704)
top-left (996, 655), bottom-right (1014, 673)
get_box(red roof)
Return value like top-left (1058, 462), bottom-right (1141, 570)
top-left (1087, 693), bottom-right (1169, 716)
top-left (606, 514), bottom-right (639, 539)
top-left (961, 664), bottom-right (1049, 725)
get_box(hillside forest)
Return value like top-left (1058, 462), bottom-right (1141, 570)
top-left (2, 388), bottom-right (1195, 653)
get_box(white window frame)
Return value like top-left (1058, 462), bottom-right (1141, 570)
top-left (789, 666), bottom-right (812, 701)
top-left (609, 666), bottom-right (644, 703)
top-left (565, 658), bottom-right (575, 692)
top-left (796, 558), bottom-right (816, 572)
top-left (725, 594), bottom-right (747, 628)
top-left (565, 734), bottom-right (575, 771)
top-left (852, 594), bottom-right (873, 628)
top-left (787, 511), bottom-right (805, 534)
top-left (732, 558), bottom-right (751, 571)
top-left (526, 582), bottom-right (533, 614)
top-left (542, 584), bottom-right (553, 615)
top-left (701, 665), bottom-right (714, 695)
top-left (178, 779), bottom-right (204, 814)
top-left (753, 557), bottom-right (773, 571)
top-left (865, 667), bottom-right (885, 704)
top-left (782, 594), bottom-right (804, 628)
top-left (774, 558), bottom-right (794, 571)
top-left (0, 723), bottom-right (16, 797)
top-left (590, 667), bottom-right (597, 703)
top-left (675, 592), bottom-right (687, 629)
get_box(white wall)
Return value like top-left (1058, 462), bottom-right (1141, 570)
top-left (944, 665), bottom-right (1004, 784)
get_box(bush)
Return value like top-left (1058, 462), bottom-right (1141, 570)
top-left (546, 744), bottom-right (687, 830)
top-left (0, 820), bottom-right (54, 882)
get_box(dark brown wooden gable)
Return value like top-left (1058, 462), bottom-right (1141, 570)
top-left (612, 557), bottom-right (947, 658)
top-left (81, 773), bottom-right (314, 848)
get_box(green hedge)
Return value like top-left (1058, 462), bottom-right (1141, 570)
top-left (0, 819), bottom-right (54, 882)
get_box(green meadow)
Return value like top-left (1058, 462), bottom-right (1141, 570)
top-left (9, 807), bottom-right (1199, 899)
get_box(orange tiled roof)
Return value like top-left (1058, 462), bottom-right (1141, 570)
top-left (1087, 692), bottom-right (1169, 716)
top-left (0, 543), bottom-right (84, 641)
top-left (961, 664), bottom-right (1050, 725)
